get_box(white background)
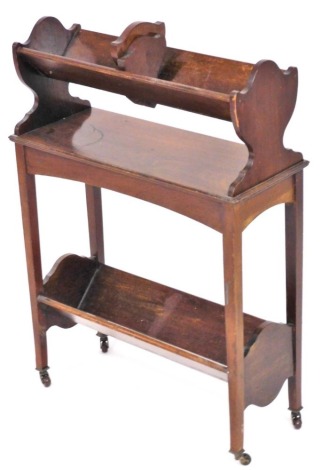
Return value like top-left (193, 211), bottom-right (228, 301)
top-left (0, 1), bottom-right (327, 469)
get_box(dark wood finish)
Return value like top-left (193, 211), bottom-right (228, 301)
top-left (85, 184), bottom-right (105, 345)
top-left (85, 185), bottom-right (104, 263)
top-left (16, 46), bottom-right (232, 120)
top-left (23, 145), bottom-right (230, 232)
top-left (42, 306), bottom-right (76, 331)
top-left (13, 17), bottom-right (90, 135)
top-left (39, 254), bottom-right (265, 376)
top-left (285, 172), bottom-right (303, 413)
top-left (15, 144), bottom-right (48, 372)
top-left (111, 21), bottom-right (166, 106)
top-left (244, 322), bottom-right (294, 408)
top-left (13, 17), bottom-right (303, 195)
top-left (11, 17), bottom-right (307, 464)
top-left (229, 60), bottom-right (302, 196)
top-left (21, 145), bottom-right (306, 234)
top-left (223, 208), bottom-right (245, 456)
top-left (12, 108), bottom-right (249, 199)
top-left (10, 108), bottom-right (307, 232)
top-left (110, 21), bottom-right (166, 77)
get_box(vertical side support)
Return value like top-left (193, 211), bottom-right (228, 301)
top-left (16, 144), bottom-right (49, 378)
top-left (85, 185), bottom-right (104, 263)
top-left (85, 184), bottom-right (107, 351)
top-left (223, 205), bottom-right (246, 459)
top-left (285, 171), bottom-right (303, 413)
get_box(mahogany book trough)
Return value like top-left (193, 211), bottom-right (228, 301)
top-left (10, 17), bottom-right (308, 465)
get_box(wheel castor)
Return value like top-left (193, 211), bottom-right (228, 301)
top-left (235, 451), bottom-right (251, 466)
top-left (100, 336), bottom-right (109, 353)
top-left (239, 453), bottom-right (251, 466)
top-left (291, 411), bottom-right (302, 429)
top-left (39, 369), bottom-right (51, 387)
top-left (97, 332), bottom-right (109, 353)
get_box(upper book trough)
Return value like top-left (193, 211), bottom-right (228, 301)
top-left (12, 17), bottom-right (304, 196)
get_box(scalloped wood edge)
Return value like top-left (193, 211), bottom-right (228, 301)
top-left (229, 60), bottom-right (303, 196)
top-left (110, 21), bottom-right (165, 65)
top-left (244, 321), bottom-right (294, 408)
top-left (13, 16), bottom-right (90, 135)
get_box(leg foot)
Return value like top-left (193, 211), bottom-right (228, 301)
top-left (291, 410), bottom-right (302, 429)
top-left (234, 451), bottom-right (252, 466)
top-left (97, 333), bottom-right (109, 353)
top-left (39, 368), bottom-right (51, 387)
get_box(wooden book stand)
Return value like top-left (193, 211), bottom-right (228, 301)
top-left (10, 17), bottom-right (308, 465)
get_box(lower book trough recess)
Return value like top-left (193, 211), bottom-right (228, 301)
top-left (39, 254), bottom-right (294, 400)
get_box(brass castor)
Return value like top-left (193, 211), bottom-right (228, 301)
top-left (39, 369), bottom-right (51, 387)
top-left (100, 337), bottom-right (109, 353)
top-left (235, 451), bottom-right (251, 466)
top-left (239, 453), bottom-right (251, 466)
top-left (97, 332), bottom-right (109, 353)
top-left (291, 411), bottom-right (302, 429)
top-left (100, 336), bottom-right (109, 353)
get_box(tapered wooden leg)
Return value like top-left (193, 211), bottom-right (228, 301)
top-left (85, 185), bottom-right (104, 263)
top-left (16, 145), bottom-right (49, 382)
top-left (85, 185), bottom-right (107, 349)
top-left (223, 209), bottom-right (249, 462)
top-left (285, 172), bottom-right (303, 422)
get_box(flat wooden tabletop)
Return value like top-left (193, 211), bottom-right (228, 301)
top-left (12, 107), bottom-right (248, 198)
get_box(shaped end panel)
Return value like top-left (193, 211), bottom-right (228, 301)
top-left (229, 60), bottom-right (303, 196)
top-left (244, 321), bottom-right (294, 408)
top-left (13, 16), bottom-right (90, 135)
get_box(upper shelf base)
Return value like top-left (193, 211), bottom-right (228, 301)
top-left (12, 107), bottom-right (248, 199)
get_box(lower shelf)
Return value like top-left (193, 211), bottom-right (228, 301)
top-left (39, 254), bottom-right (265, 379)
